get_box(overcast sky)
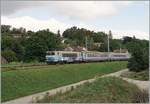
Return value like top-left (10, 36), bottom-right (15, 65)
top-left (1, 1), bottom-right (149, 40)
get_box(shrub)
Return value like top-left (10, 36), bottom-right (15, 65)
top-left (126, 40), bottom-right (149, 72)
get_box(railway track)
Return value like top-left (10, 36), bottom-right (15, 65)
top-left (1, 63), bottom-right (52, 72)
top-left (1, 62), bottom-right (85, 72)
top-left (1, 60), bottom-right (126, 72)
top-left (2, 63), bottom-right (47, 68)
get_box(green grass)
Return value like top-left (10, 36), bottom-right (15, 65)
top-left (2, 61), bottom-right (127, 102)
top-left (121, 70), bottom-right (149, 81)
top-left (38, 77), bottom-right (148, 103)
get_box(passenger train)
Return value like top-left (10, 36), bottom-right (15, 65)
top-left (45, 51), bottom-right (131, 64)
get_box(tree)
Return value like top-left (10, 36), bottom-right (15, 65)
top-left (24, 30), bottom-right (61, 62)
top-left (2, 34), bottom-right (25, 61)
top-left (92, 32), bottom-right (107, 43)
top-left (98, 41), bottom-right (108, 52)
top-left (11, 27), bottom-right (26, 34)
top-left (126, 39), bottom-right (149, 72)
top-left (1, 35), bottom-right (14, 51)
top-left (1, 25), bottom-right (11, 33)
top-left (12, 40), bottom-right (25, 61)
top-left (63, 26), bottom-right (94, 47)
top-left (2, 49), bottom-right (17, 62)
top-left (110, 39), bottom-right (122, 52)
top-left (122, 36), bottom-right (133, 44)
top-left (92, 32), bottom-right (109, 52)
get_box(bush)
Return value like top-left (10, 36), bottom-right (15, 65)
top-left (126, 40), bottom-right (149, 72)
top-left (2, 49), bottom-right (17, 62)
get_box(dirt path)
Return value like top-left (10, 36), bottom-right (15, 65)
top-left (3, 69), bottom-right (149, 104)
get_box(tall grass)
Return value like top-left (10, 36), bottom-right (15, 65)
top-left (37, 77), bottom-right (148, 103)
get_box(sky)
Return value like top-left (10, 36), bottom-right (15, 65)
top-left (1, 1), bottom-right (149, 40)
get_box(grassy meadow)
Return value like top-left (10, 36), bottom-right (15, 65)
top-left (38, 77), bottom-right (148, 103)
top-left (2, 61), bottom-right (127, 102)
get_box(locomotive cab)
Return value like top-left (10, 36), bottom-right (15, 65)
top-left (46, 51), bottom-right (62, 63)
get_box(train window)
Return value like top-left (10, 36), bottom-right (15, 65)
top-left (113, 55), bottom-right (126, 57)
top-left (101, 55), bottom-right (108, 57)
top-left (62, 53), bottom-right (77, 57)
top-left (89, 53), bottom-right (93, 57)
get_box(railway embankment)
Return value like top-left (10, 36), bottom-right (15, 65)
top-left (2, 61), bottom-right (127, 102)
top-left (3, 68), bottom-right (149, 104)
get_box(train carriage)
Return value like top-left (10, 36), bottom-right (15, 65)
top-left (46, 51), bottom-right (131, 64)
top-left (82, 51), bottom-right (109, 62)
top-left (109, 52), bottom-right (131, 61)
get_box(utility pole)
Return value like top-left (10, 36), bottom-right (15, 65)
top-left (120, 38), bottom-right (122, 53)
top-left (107, 31), bottom-right (110, 61)
top-left (108, 31), bottom-right (110, 53)
top-left (120, 44), bottom-right (122, 53)
top-left (85, 36), bottom-right (88, 51)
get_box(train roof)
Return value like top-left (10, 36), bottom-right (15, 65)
top-left (46, 51), bottom-right (129, 54)
top-left (46, 51), bottom-right (80, 53)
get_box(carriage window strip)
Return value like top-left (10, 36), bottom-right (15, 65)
top-left (113, 55), bottom-right (126, 57)
top-left (62, 53), bottom-right (77, 57)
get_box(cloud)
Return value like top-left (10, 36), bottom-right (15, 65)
top-left (111, 30), bottom-right (149, 40)
top-left (49, 1), bottom-right (117, 20)
top-left (1, 1), bottom-right (132, 20)
top-left (1, 1), bottom-right (47, 16)
top-left (1, 16), bottom-right (149, 40)
top-left (1, 16), bottom-right (71, 33)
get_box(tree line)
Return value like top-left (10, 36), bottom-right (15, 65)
top-left (1, 25), bottom-right (149, 72)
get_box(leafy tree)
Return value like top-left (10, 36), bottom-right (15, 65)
top-left (98, 40), bottom-right (108, 52)
top-left (1, 25), bottom-right (11, 33)
top-left (2, 49), bottom-right (17, 62)
top-left (1, 35), bottom-right (14, 51)
top-left (110, 39), bottom-right (122, 51)
top-left (24, 30), bottom-right (61, 62)
top-left (122, 36), bottom-right (133, 44)
top-left (126, 39), bottom-right (149, 72)
top-left (11, 27), bottom-right (26, 34)
top-left (12, 40), bottom-right (25, 61)
top-left (2, 34), bottom-right (25, 61)
top-left (92, 32), bottom-right (107, 43)
top-left (63, 26), bottom-right (94, 47)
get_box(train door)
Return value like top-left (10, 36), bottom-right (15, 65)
top-left (81, 51), bottom-right (86, 61)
